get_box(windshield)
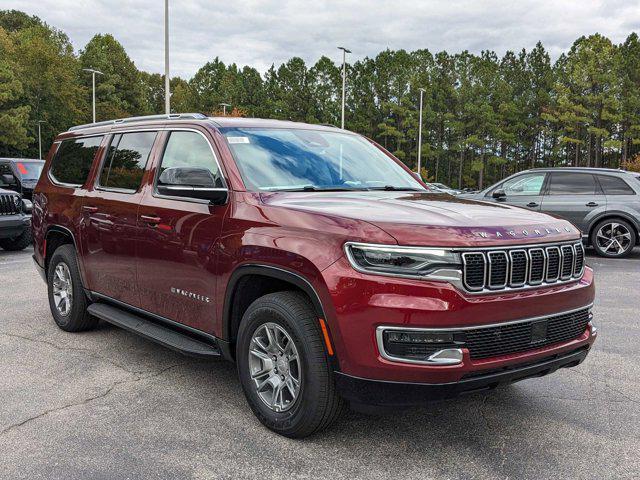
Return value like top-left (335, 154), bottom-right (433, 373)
top-left (221, 127), bottom-right (425, 192)
top-left (14, 161), bottom-right (44, 180)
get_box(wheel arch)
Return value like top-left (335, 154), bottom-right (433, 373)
top-left (222, 264), bottom-right (328, 357)
top-left (44, 225), bottom-right (78, 273)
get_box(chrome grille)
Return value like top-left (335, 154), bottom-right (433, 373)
top-left (0, 193), bottom-right (20, 215)
top-left (461, 242), bottom-right (585, 293)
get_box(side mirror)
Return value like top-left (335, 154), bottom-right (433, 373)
top-left (492, 189), bottom-right (506, 200)
top-left (157, 167), bottom-right (227, 205)
top-left (1, 174), bottom-right (16, 185)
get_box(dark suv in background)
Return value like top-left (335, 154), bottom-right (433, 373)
top-left (0, 157), bottom-right (45, 201)
top-left (460, 168), bottom-right (640, 258)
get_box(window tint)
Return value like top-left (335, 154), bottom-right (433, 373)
top-left (500, 173), bottom-right (545, 196)
top-left (50, 136), bottom-right (103, 186)
top-left (157, 131), bottom-right (224, 187)
top-left (99, 132), bottom-right (157, 191)
top-left (547, 173), bottom-right (598, 195)
top-left (598, 175), bottom-right (635, 195)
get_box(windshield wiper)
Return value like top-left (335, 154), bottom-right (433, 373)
top-left (369, 185), bottom-right (423, 191)
top-left (275, 185), bottom-right (368, 192)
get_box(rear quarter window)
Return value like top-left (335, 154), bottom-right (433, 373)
top-left (597, 175), bottom-right (635, 195)
top-left (50, 136), bottom-right (103, 186)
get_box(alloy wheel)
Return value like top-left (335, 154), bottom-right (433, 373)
top-left (52, 263), bottom-right (73, 316)
top-left (248, 322), bottom-right (301, 412)
top-left (596, 222), bottom-right (632, 256)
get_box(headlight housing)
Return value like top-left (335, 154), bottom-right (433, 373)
top-left (344, 242), bottom-right (461, 278)
top-left (22, 198), bottom-right (33, 213)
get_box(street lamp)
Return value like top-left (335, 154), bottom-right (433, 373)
top-left (219, 103), bottom-right (231, 116)
top-left (417, 87), bottom-right (426, 177)
top-left (164, 0), bottom-right (170, 114)
top-left (82, 68), bottom-right (103, 123)
top-left (37, 120), bottom-right (45, 160)
top-left (337, 46), bottom-right (351, 129)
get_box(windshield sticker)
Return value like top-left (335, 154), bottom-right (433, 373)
top-left (227, 136), bottom-right (250, 144)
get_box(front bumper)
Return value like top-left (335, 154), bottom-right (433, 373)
top-left (0, 215), bottom-right (31, 239)
top-left (336, 344), bottom-right (591, 407)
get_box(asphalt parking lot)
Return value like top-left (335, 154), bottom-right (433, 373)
top-left (0, 248), bottom-right (638, 480)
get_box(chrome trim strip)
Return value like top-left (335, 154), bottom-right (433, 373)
top-left (545, 246), bottom-right (561, 282)
top-left (560, 245), bottom-right (574, 280)
top-left (377, 303), bottom-right (593, 334)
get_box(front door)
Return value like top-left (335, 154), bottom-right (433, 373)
top-left (136, 129), bottom-right (229, 334)
top-left (541, 172), bottom-right (607, 233)
top-left (490, 171), bottom-right (547, 211)
top-left (80, 131), bottom-right (159, 307)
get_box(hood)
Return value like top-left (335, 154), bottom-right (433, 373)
top-left (260, 191), bottom-right (580, 247)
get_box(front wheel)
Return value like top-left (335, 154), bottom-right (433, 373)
top-left (0, 228), bottom-right (32, 251)
top-left (591, 219), bottom-right (637, 258)
top-left (236, 291), bottom-right (344, 438)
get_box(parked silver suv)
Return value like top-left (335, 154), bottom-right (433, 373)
top-left (460, 168), bottom-right (640, 258)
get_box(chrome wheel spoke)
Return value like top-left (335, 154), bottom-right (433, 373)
top-left (52, 262), bottom-right (73, 316)
top-left (248, 322), bottom-right (302, 412)
top-left (597, 223), bottom-right (630, 255)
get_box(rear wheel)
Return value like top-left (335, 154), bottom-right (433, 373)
top-left (47, 244), bottom-right (97, 332)
top-left (591, 219), bottom-right (636, 258)
top-left (236, 291), bottom-right (344, 438)
top-left (0, 229), bottom-right (32, 251)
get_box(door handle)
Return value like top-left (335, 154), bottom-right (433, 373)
top-left (585, 202), bottom-right (598, 207)
top-left (140, 214), bottom-right (161, 225)
top-left (527, 202), bottom-right (539, 208)
top-left (82, 205), bottom-right (98, 213)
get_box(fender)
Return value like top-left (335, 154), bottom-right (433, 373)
top-left (222, 264), bottom-right (328, 342)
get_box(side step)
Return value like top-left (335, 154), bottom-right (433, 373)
top-left (87, 303), bottom-right (221, 359)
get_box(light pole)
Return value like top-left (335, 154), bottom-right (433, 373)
top-left (337, 46), bottom-right (351, 129)
top-left (82, 68), bottom-right (103, 123)
top-left (37, 120), bottom-right (45, 160)
top-left (219, 103), bottom-right (231, 116)
top-left (164, 0), bottom-right (170, 114)
top-left (417, 87), bottom-right (426, 177)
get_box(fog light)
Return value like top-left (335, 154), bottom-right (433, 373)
top-left (427, 348), bottom-right (464, 365)
top-left (385, 330), bottom-right (454, 344)
top-left (588, 320), bottom-right (597, 336)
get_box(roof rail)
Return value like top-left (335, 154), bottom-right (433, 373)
top-left (68, 113), bottom-right (209, 131)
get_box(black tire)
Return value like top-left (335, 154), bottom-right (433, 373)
top-left (0, 228), bottom-right (32, 251)
top-left (590, 218), bottom-right (637, 258)
top-left (47, 244), bottom-right (97, 332)
top-left (236, 291), bottom-right (345, 438)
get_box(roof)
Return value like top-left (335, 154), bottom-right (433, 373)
top-left (524, 167), bottom-right (631, 175)
top-left (0, 158), bottom-right (43, 163)
top-left (66, 113), bottom-right (345, 135)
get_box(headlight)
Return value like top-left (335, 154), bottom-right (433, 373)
top-left (22, 199), bottom-right (33, 213)
top-left (345, 242), bottom-right (461, 277)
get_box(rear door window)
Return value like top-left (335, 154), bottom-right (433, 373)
top-left (99, 132), bottom-right (157, 192)
top-left (597, 175), bottom-right (635, 195)
top-left (547, 173), bottom-right (598, 195)
top-left (50, 136), bottom-right (103, 186)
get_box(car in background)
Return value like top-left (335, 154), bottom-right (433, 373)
top-left (428, 182), bottom-right (462, 195)
top-left (0, 187), bottom-right (32, 251)
top-left (459, 167), bottom-right (640, 258)
top-left (0, 158), bottom-right (45, 200)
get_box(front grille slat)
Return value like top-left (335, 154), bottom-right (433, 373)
top-left (461, 242), bottom-right (584, 293)
top-left (0, 194), bottom-right (20, 216)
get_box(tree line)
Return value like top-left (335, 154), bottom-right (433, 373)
top-left (1, 9), bottom-right (639, 189)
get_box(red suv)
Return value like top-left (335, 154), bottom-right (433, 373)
top-left (32, 114), bottom-right (596, 437)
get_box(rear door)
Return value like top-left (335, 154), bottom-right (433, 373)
top-left (135, 128), bottom-right (229, 334)
top-left (541, 172), bottom-right (606, 233)
top-left (488, 172), bottom-right (547, 210)
top-left (80, 130), bottom-right (159, 307)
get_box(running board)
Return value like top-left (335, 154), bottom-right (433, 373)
top-left (87, 303), bottom-right (221, 358)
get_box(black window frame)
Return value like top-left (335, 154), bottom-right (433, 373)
top-left (544, 172), bottom-right (602, 196)
top-left (152, 129), bottom-right (228, 202)
top-left (48, 135), bottom-right (105, 188)
top-left (596, 174), bottom-right (636, 196)
top-left (96, 131), bottom-right (158, 194)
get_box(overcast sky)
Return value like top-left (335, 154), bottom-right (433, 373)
top-left (5, 0), bottom-right (640, 78)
